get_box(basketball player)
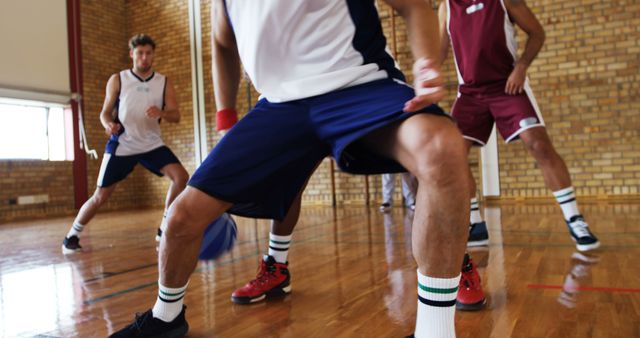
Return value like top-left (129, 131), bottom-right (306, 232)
top-left (112, 2), bottom-right (469, 338)
top-left (62, 34), bottom-right (189, 254)
top-left (438, 0), bottom-right (600, 251)
top-left (225, 139), bottom-right (484, 311)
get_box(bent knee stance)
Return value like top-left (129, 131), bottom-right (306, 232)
top-left (412, 128), bottom-right (467, 182)
top-left (165, 206), bottom-right (209, 240)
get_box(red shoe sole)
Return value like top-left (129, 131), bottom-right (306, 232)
top-left (456, 298), bottom-right (486, 311)
top-left (231, 283), bottom-right (292, 305)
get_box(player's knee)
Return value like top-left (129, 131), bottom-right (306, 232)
top-left (412, 126), bottom-right (466, 182)
top-left (92, 190), bottom-right (110, 206)
top-left (173, 168), bottom-right (189, 188)
top-left (165, 205), bottom-right (202, 239)
top-left (525, 137), bottom-right (555, 162)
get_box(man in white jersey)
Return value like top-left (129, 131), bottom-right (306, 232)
top-left (112, 2), bottom-right (468, 338)
top-left (62, 34), bottom-right (189, 254)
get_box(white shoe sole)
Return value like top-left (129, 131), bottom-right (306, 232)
top-left (467, 239), bottom-right (489, 247)
top-left (62, 245), bottom-right (81, 255)
top-left (575, 240), bottom-right (601, 252)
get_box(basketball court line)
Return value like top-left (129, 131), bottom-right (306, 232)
top-left (528, 284), bottom-right (640, 293)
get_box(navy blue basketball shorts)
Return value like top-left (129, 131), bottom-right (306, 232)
top-left (97, 143), bottom-right (180, 188)
top-left (189, 79), bottom-right (447, 220)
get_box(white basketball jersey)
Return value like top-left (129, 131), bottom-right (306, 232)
top-left (114, 70), bottom-right (166, 156)
top-left (223, 0), bottom-right (405, 102)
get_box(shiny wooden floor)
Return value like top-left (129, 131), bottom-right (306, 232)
top-left (0, 202), bottom-right (639, 338)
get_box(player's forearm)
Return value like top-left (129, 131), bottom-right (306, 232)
top-left (212, 40), bottom-right (241, 110)
top-left (517, 31), bottom-right (545, 68)
top-left (437, 2), bottom-right (450, 68)
top-left (396, 3), bottom-right (441, 63)
top-left (161, 108), bottom-right (180, 123)
top-left (99, 110), bottom-right (113, 129)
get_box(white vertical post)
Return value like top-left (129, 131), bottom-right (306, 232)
top-left (188, 0), bottom-right (208, 165)
top-left (481, 125), bottom-right (500, 197)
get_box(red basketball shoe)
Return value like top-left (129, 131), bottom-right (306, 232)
top-left (231, 255), bottom-right (291, 304)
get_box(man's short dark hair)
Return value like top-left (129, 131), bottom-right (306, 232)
top-left (129, 34), bottom-right (156, 50)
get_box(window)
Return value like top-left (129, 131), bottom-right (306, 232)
top-left (0, 99), bottom-right (74, 161)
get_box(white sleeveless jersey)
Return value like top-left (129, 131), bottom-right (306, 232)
top-left (224, 0), bottom-right (405, 102)
top-left (114, 69), bottom-right (166, 156)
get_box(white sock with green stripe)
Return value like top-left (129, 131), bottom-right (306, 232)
top-left (470, 197), bottom-right (483, 224)
top-left (415, 270), bottom-right (459, 338)
top-left (553, 187), bottom-right (580, 221)
top-left (152, 282), bottom-right (188, 322)
top-left (66, 221), bottom-right (85, 238)
top-left (268, 233), bottom-right (292, 263)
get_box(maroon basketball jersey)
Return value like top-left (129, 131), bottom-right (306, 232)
top-left (446, 0), bottom-right (518, 94)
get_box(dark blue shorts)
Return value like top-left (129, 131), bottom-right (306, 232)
top-left (189, 79), bottom-right (446, 220)
top-left (97, 143), bottom-right (180, 187)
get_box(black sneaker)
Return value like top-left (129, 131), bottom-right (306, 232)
top-left (567, 215), bottom-right (600, 252)
top-left (467, 221), bottom-right (489, 247)
top-left (379, 203), bottom-right (392, 213)
top-left (155, 228), bottom-right (163, 242)
top-left (62, 235), bottom-right (82, 255)
top-left (109, 306), bottom-right (189, 338)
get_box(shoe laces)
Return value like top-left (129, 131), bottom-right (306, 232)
top-left (461, 262), bottom-right (480, 290)
top-left (570, 219), bottom-right (591, 238)
top-left (250, 261), bottom-right (277, 286)
top-left (132, 311), bottom-right (152, 332)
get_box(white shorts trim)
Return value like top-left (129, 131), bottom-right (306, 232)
top-left (523, 78), bottom-right (545, 125)
top-left (96, 153), bottom-right (112, 187)
top-left (505, 78), bottom-right (546, 143)
top-left (505, 124), bottom-right (545, 143)
top-left (463, 135), bottom-right (487, 146)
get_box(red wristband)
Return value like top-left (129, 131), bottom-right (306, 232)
top-left (216, 108), bottom-right (239, 131)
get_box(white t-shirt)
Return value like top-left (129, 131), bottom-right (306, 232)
top-left (113, 69), bottom-right (166, 156)
top-left (224, 0), bottom-right (405, 102)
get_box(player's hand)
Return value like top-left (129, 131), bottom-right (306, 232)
top-left (404, 58), bottom-right (445, 112)
top-left (105, 122), bottom-right (121, 136)
top-left (505, 63), bottom-right (527, 95)
top-left (145, 106), bottom-right (164, 119)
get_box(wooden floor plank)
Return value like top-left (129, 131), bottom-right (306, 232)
top-left (0, 202), bottom-right (638, 337)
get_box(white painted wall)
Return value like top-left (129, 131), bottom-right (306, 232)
top-left (0, 0), bottom-right (70, 103)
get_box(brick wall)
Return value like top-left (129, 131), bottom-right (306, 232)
top-left (0, 161), bottom-right (75, 221)
top-left (494, 1), bottom-right (640, 199)
top-left (2, 0), bottom-right (637, 223)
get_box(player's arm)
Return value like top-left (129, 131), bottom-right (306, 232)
top-left (147, 77), bottom-right (180, 123)
top-left (383, 0), bottom-right (444, 112)
top-left (212, 0), bottom-right (240, 131)
top-left (437, 1), bottom-right (450, 68)
top-left (504, 0), bottom-right (545, 95)
top-left (99, 74), bottom-right (121, 136)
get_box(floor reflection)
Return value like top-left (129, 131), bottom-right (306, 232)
top-left (0, 264), bottom-right (75, 337)
top-left (0, 202), bottom-right (638, 337)
top-left (557, 251), bottom-right (601, 309)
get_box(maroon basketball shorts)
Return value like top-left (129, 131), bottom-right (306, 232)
top-left (451, 85), bottom-right (545, 146)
